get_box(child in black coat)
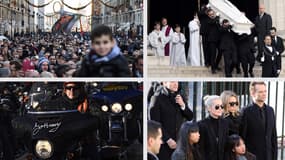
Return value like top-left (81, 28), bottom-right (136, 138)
top-left (76, 25), bottom-right (130, 77)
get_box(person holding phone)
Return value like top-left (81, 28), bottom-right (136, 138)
top-left (150, 81), bottom-right (193, 160)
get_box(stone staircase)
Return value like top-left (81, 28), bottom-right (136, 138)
top-left (147, 56), bottom-right (285, 78)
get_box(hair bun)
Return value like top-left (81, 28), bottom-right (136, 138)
top-left (203, 95), bottom-right (210, 101)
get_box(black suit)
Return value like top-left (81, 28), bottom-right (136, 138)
top-left (148, 152), bottom-right (159, 160)
top-left (150, 90), bottom-right (193, 160)
top-left (261, 46), bottom-right (279, 77)
top-left (198, 116), bottom-right (229, 160)
top-left (240, 103), bottom-right (277, 160)
top-left (198, 8), bottom-right (209, 66)
top-left (219, 26), bottom-right (237, 77)
top-left (271, 36), bottom-right (284, 71)
top-left (205, 17), bottom-right (221, 72)
top-left (236, 33), bottom-right (255, 76)
top-left (254, 13), bottom-right (272, 59)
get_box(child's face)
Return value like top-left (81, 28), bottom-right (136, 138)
top-left (92, 35), bottom-right (115, 56)
top-left (188, 131), bottom-right (200, 144)
top-left (234, 139), bottom-right (246, 155)
top-left (154, 24), bottom-right (160, 30)
top-left (175, 27), bottom-right (181, 33)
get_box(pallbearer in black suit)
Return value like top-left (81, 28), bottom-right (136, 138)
top-left (148, 120), bottom-right (163, 160)
top-left (150, 82), bottom-right (193, 160)
top-left (198, 95), bottom-right (229, 160)
top-left (205, 9), bottom-right (221, 74)
top-left (236, 27), bottom-right (256, 77)
top-left (270, 27), bottom-right (284, 76)
top-left (240, 82), bottom-right (277, 160)
top-left (254, 4), bottom-right (272, 61)
top-left (261, 35), bottom-right (280, 77)
top-left (219, 19), bottom-right (237, 77)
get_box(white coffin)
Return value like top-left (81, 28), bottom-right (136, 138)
top-left (208, 0), bottom-right (254, 35)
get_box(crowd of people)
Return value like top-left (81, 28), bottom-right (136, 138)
top-left (148, 4), bottom-right (284, 77)
top-left (148, 81), bottom-right (277, 160)
top-left (0, 25), bottom-right (143, 77)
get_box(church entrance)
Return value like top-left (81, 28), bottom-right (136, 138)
top-left (148, 0), bottom-right (259, 55)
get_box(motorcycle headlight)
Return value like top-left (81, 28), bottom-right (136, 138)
top-left (32, 101), bottom-right (39, 109)
top-left (111, 103), bottom-right (122, 113)
top-left (101, 105), bottom-right (109, 112)
top-left (124, 103), bottom-right (133, 111)
top-left (35, 140), bottom-right (53, 159)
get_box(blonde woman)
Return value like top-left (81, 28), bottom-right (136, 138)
top-left (220, 90), bottom-right (241, 135)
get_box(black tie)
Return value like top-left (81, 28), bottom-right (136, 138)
top-left (260, 108), bottom-right (266, 127)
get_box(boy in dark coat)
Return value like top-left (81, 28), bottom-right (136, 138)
top-left (76, 25), bottom-right (130, 77)
top-left (260, 35), bottom-right (280, 77)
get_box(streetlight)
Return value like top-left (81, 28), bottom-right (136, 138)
top-left (21, 3), bottom-right (24, 33)
top-left (28, 8), bottom-right (30, 33)
top-left (33, 11), bottom-right (35, 33)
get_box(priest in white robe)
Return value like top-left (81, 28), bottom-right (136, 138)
top-left (161, 18), bottom-right (173, 56)
top-left (187, 15), bottom-right (204, 66)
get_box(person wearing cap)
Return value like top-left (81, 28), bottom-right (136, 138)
top-left (37, 57), bottom-right (50, 73)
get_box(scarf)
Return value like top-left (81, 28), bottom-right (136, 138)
top-left (90, 45), bottom-right (121, 63)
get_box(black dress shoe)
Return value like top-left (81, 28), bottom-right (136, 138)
top-left (226, 74), bottom-right (233, 77)
top-left (236, 68), bottom-right (241, 74)
top-left (216, 67), bottom-right (222, 71)
top-left (244, 74), bottom-right (249, 77)
top-left (212, 70), bottom-right (217, 74)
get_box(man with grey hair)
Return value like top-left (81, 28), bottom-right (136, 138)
top-left (255, 4), bottom-right (272, 61)
top-left (240, 82), bottom-right (277, 160)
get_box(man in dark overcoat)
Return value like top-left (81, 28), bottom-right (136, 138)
top-left (150, 81), bottom-right (193, 160)
top-left (240, 82), bottom-right (277, 160)
top-left (270, 27), bottom-right (284, 76)
top-left (254, 4), bottom-right (272, 61)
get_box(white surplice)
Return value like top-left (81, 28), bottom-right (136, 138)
top-left (187, 19), bottom-right (203, 66)
top-left (148, 30), bottom-right (166, 57)
top-left (170, 32), bottom-right (187, 66)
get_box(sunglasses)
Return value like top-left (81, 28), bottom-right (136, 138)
top-left (65, 86), bottom-right (80, 90)
top-left (214, 105), bottom-right (224, 110)
top-left (229, 102), bottom-right (239, 107)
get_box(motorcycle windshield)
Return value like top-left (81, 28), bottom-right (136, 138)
top-left (26, 82), bottom-right (66, 112)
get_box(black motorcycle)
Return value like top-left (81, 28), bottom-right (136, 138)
top-left (12, 85), bottom-right (99, 160)
top-left (88, 82), bottom-right (143, 160)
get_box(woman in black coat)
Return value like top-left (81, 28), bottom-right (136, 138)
top-left (198, 95), bottom-right (229, 160)
top-left (225, 134), bottom-right (256, 160)
top-left (220, 91), bottom-right (242, 135)
top-left (171, 122), bottom-right (202, 160)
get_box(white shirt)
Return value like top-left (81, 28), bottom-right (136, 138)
top-left (266, 46), bottom-right (273, 52)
